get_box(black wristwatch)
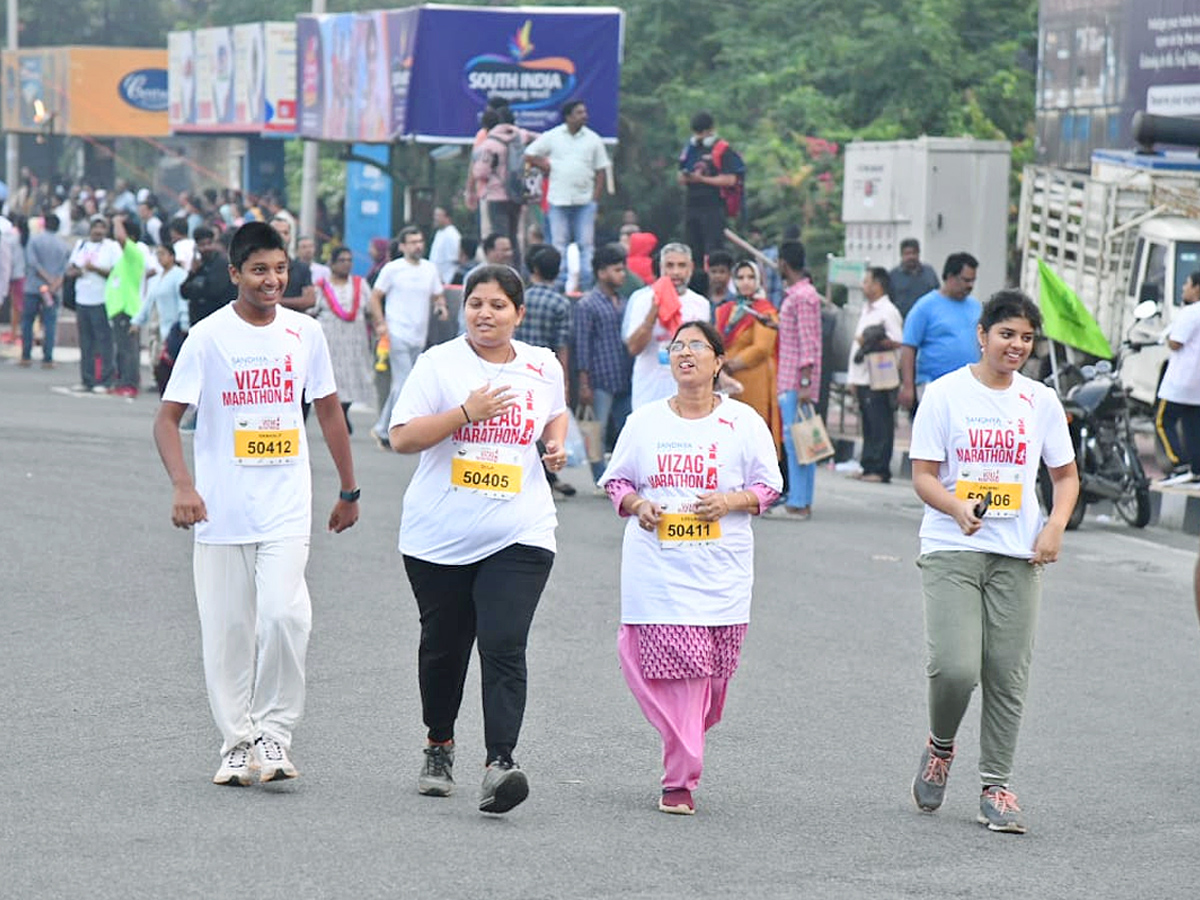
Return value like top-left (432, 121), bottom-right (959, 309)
top-left (339, 488), bottom-right (361, 503)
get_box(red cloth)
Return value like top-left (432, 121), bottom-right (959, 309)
top-left (653, 275), bottom-right (682, 334)
top-left (626, 231), bottom-right (658, 283)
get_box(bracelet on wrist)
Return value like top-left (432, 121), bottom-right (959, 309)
top-left (339, 488), bottom-right (360, 502)
top-left (460, 404), bottom-right (471, 424)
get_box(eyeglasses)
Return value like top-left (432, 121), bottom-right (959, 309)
top-left (667, 339), bottom-right (714, 355)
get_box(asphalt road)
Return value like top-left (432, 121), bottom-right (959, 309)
top-left (3, 361), bottom-right (1199, 899)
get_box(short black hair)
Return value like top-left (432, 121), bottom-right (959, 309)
top-left (43, 213), bottom-right (59, 232)
top-left (778, 240), bottom-right (806, 272)
top-left (592, 242), bottom-right (626, 276)
top-left (943, 252), bottom-right (979, 280)
top-left (1189, 270), bottom-right (1200, 289)
top-left (460, 236), bottom-right (479, 259)
top-left (193, 226), bottom-right (215, 244)
top-left (899, 237), bottom-right (920, 253)
top-left (690, 111), bottom-right (714, 133)
top-left (480, 108), bottom-right (501, 131)
top-left (527, 244), bottom-right (561, 280)
top-left (229, 221), bottom-right (287, 270)
top-left (464, 264), bottom-right (524, 309)
top-left (329, 244), bottom-right (351, 262)
top-left (707, 249), bottom-right (734, 270)
top-left (496, 105), bottom-right (515, 125)
top-left (867, 266), bottom-right (890, 293)
top-left (979, 289), bottom-right (1042, 333)
top-left (168, 218), bottom-right (189, 239)
top-left (397, 225), bottom-right (422, 244)
top-left (122, 218), bottom-right (141, 243)
top-left (561, 99), bottom-right (585, 119)
top-left (482, 232), bottom-right (510, 254)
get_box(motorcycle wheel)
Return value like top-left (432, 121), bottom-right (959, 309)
top-left (1113, 445), bottom-right (1152, 528)
top-left (1038, 462), bottom-right (1086, 530)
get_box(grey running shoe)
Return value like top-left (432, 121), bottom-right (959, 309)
top-left (978, 786), bottom-right (1027, 834)
top-left (254, 734), bottom-right (298, 782)
top-left (418, 742), bottom-right (455, 796)
top-left (479, 758), bottom-right (529, 814)
top-left (911, 740), bottom-right (954, 811)
top-left (213, 741), bottom-right (257, 786)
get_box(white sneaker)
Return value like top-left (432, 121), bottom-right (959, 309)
top-left (254, 734), bottom-right (298, 782)
top-left (1158, 470), bottom-right (1194, 486)
top-left (213, 741), bottom-right (258, 786)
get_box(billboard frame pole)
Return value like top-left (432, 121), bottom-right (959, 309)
top-left (298, 0), bottom-right (325, 238)
top-left (5, 0), bottom-right (18, 195)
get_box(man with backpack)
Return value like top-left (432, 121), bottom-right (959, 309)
top-left (468, 106), bottom-right (538, 269)
top-left (678, 111), bottom-right (745, 269)
top-left (525, 99), bottom-right (610, 293)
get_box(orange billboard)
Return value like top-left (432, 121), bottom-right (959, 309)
top-left (1, 46), bottom-right (168, 137)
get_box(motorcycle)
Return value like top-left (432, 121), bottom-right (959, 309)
top-left (1037, 304), bottom-right (1158, 530)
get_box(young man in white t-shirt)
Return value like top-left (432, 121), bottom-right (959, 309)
top-left (622, 242), bottom-right (711, 410)
top-left (153, 222), bottom-right (360, 787)
top-left (368, 225), bottom-right (448, 447)
top-left (1155, 270), bottom-right (1200, 485)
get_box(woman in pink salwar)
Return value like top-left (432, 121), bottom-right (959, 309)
top-left (599, 320), bottom-right (782, 814)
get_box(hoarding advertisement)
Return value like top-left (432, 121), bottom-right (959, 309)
top-left (388, 8), bottom-right (419, 140)
top-left (407, 7), bottom-right (623, 142)
top-left (2, 49), bottom-right (69, 133)
top-left (296, 15), bottom-right (324, 139)
top-left (264, 22), bottom-right (297, 134)
top-left (69, 48), bottom-right (170, 137)
top-left (168, 31), bottom-right (196, 128)
top-left (297, 12), bottom-right (397, 142)
top-left (233, 24), bottom-right (265, 128)
top-left (1129, 3), bottom-right (1200, 117)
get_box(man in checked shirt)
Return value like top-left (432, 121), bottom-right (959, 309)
top-left (515, 244), bottom-right (576, 496)
top-left (770, 240), bottom-right (823, 520)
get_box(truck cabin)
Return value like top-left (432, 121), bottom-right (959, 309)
top-left (1126, 217), bottom-right (1200, 314)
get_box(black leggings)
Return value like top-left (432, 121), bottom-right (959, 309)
top-left (403, 543), bottom-right (554, 761)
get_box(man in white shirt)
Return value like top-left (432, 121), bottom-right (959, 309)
top-left (153, 221), bottom-right (359, 787)
top-left (622, 242), bottom-right (711, 410)
top-left (847, 267), bottom-right (904, 482)
top-left (525, 99), bottom-right (609, 293)
top-left (1156, 269), bottom-right (1200, 485)
top-left (65, 215), bottom-right (121, 392)
top-left (368, 225), bottom-right (449, 447)
top-left (296, 235), bottom-right (331, 286)
top-left (428, 206), bottom-right (462, 285)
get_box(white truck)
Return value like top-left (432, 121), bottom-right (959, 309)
top-left (1016, 148), bottom-right (1200, 410)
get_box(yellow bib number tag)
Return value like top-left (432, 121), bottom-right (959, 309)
top-left (657, 512), bottom-right (721, 549)
top-left (954, 466), bottom-right (1022, 519)
top-left (233, 415), bottom-right (300, 466)
top-left (451, 445), bottom-right (522, 500)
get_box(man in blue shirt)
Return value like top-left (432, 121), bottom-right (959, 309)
top-left (899, 252), bottom-right (980, 412)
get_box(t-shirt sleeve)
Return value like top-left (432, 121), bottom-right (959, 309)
top-left (304, 323), bottom-right (337, 402)
top-left (162, 327), bottom-right (204, 406)
top-left (545, 351), bottom-right (567, 422)
top-left (429, 265), bottom-right (444, 296)
top-left (908, 381), bottom-right (948, 462)
top-left (741, 408), bottom-right (784, 493)
top-left (622, 290), bottom-right (649, 342)
top-left (598, 409), bottom-right (642, 487)
top-left (1169, 305), bottom-right (1200, 345)
top-left (1039, 388), bottom-right (1076, 469)
top-left (374, 263), bottom-right (393, 296)
top-left (524, 133), bottom-right (549, 157)
top-left (884, 306), bottom-right (904, 343)
top-left (591, 137), bottom-right (609, 172)
top-left (902, 299), bottom-right (927, 347)
top-left (390, 351), bottom-right (440, 429)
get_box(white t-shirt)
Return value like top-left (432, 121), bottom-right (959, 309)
top-left (390, 336), bottom-right (566, 565)
top-left (599, 397), bottom-right (782, 625)
top-left (524, 125), bottom-right (609, 207)
top-left (622, 285), bottom-right (711, 410)
top-left (1159, 301), bottom-right (1200, 404)
top-left (429, 224), bottom-right (462, 284)
top-left (375, 257), bottom-right (443, 348)
top-left (69, 239), bottom-right (121, 307)
top-left (910, 366), bottom-right (1074, 559)
top-left (847, 295), bottom-right (903, 386)
top-left (173, 238), bottom-right (196, 273)
top-left (163, 304), bottom-right (337, 544)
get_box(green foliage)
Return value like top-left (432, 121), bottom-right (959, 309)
top-left (8, 0), bottom-right (173, 47)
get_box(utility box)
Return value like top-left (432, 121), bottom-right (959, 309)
top-left (841, 137), bottom-right (1012, 302)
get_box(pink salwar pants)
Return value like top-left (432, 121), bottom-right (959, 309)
top-left (617, 624), bottom-right (730, 791)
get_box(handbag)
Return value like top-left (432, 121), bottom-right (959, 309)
top-left (61, 240), bottom-right (85, 310)
top-left (576, 405), bottom-right (605, 464)
top-left (866, 350), bottom-right (900, 390)
top-left (790, 401), bottom-right (835, 464)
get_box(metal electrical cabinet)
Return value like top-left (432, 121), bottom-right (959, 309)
top-left (841, 137), bottom-right (1012, 302)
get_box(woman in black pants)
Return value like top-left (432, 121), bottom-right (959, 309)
top-left (387, 264), bottom-right (569, 814)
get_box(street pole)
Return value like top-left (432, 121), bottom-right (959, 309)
top-left (5, 0), bottom-right (18, 195)
top-left (298, 0), bottom-right (324, 238)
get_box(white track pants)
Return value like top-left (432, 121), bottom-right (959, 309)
top-left (193, 538), bottom-right (312, 755)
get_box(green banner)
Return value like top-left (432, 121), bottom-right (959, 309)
top-left (1037, 259), bottom-right (1113, 359)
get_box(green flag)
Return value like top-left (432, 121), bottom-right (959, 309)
top-left (1037, 259), bottom-right (1113, 359)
